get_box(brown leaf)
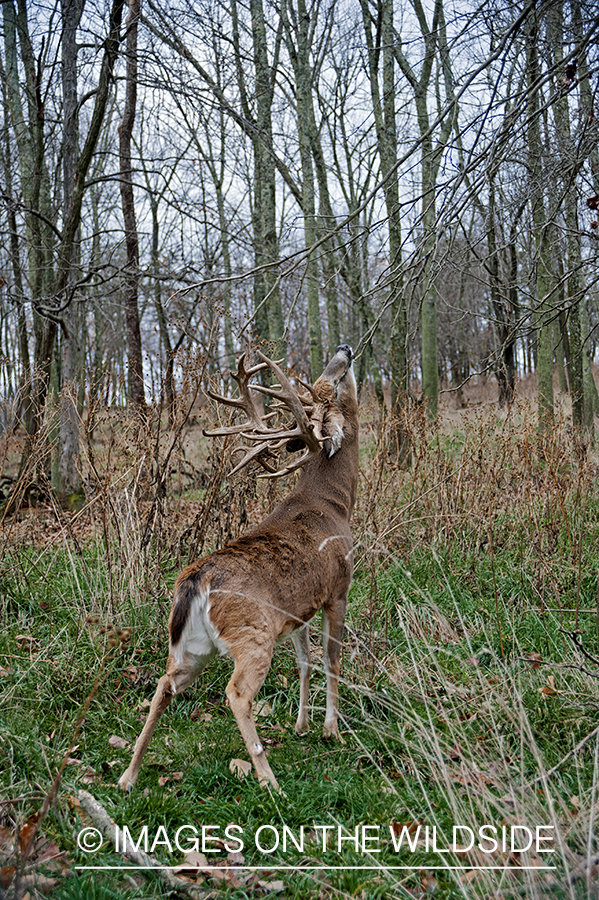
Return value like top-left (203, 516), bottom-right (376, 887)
top-left (158, 776), bottom-right (170, 786)
top-left (460, 869), bottom-right (482, 885)
top-left (390, 820), bottom-right (422, 836)
top-left (525, 652), bottom-right (543, 669)
top-left (255, 878), bottom-right (285, 893)
top-left (539, 675), bottom-right (563, 697)
top-left (230, 759), bottom-right (252, 779)
top-left (420, 868), bottom-right (438, 892)
top-left (0, 865), bottom-right (15, 888)
top-left (108, 735), bottom-right (129, 749)
top-left (122, 665), bottom-right (138, 685)
top-left (19, 813), bottom-right (41, 854)
top-left (175, 850), bottom-right (209, 872)
top-left (79, 768), bottom-right (101, 785)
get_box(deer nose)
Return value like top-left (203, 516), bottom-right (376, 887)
top-left (335, 344), bottom-right (353, 361)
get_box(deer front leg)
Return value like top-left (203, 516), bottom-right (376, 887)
top-left (226, 650), bottom-right (279, 790)
top-left (322, 604), bottom-right (346, 741)
top-left (291, 624), bottom-right (311, 734)
top-left (119, 657), bottom-right (197, 791)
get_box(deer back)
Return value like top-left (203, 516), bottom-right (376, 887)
top-left (169, 345), bottom-right (359, 647)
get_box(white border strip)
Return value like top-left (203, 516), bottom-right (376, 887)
top-left (75, 864), bottom-right (556, 871)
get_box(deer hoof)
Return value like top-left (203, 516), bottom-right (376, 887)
top-left (118, 771), bottom-right (136, 792)
top-left (322, 724), bottom-right (345, 743)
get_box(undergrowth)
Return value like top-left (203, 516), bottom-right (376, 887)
top-left (1, 392), bottom-right (598, 899)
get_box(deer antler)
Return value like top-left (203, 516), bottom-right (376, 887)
top-left (204, 352), bottom-right (325, 477)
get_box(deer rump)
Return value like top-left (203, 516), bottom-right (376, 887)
top-left (119, 345), bottom-right (359, 792)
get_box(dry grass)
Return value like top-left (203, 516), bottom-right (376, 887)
top-left (1, 365), bottom-right (598, 898)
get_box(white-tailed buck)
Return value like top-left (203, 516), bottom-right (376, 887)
top-left (119, 345), bottom-right (359, 791)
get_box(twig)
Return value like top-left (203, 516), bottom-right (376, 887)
top-left (78, 791), bottom-right (216, 898)
top-left (560, 628), bottom-right (599, 668)
top-left (518, 723), bottom-right (599, 791)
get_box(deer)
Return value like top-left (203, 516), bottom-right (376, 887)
top-left (119, 344), bottom-right (359, 792)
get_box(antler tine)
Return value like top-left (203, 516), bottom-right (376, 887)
top-left (257, 446), bottom-right (318, 479)
top-left (204, 353), bottom-right (266, 433)
top-left (297, 378), bottom-right (320, 405)
top-left (255, 351), bottom-right (320, 452)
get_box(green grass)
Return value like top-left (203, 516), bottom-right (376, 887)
top-left (1, 406), bottom-right (599, 898)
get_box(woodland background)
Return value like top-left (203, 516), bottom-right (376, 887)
top-left (0, 0), bottom-right (598, 502)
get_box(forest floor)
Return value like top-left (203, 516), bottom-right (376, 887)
top-left (1, 389), bottom-right (599, 900)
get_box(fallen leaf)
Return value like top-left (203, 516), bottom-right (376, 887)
top-left (122, 665), bottom-right (138, 685)
top-left (255, 878), bottom-right (285, 892)
top-left (255, 701), bottom-right (272, 717)
top-left (0, 865), bottom-right (15, 888)
top-left (108, 735), bottom-right (129, 749)
top-left (524, 652), bottom-right (543, 669)
top-left (158, 776), bottom-right (170, 786)
top-left (79, 768), bottom-right (101, 785)
top-left (19, 813), bottom-right (41, 854)
top-left (230, 759), bottom-right (252, 779)
top-left (175, 850), bottom-right (209, 871)
top-left (390, 820), bottom-right (422, 836)
top-left (171, 772), bottom-right (183, 781)
top-left (539, 675), bottom-right (563, 697)
top-left (460, 869), bottom-right (482, 884)
top-left (420, 868), bottom-right (438, 892)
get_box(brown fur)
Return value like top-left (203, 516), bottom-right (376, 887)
top-left (119, 345), bottom-right (359, 792)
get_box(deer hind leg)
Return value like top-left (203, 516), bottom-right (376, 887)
top-left (118, 657), bottom-right (199, 792)
top-left (322, 603), bottom-right (346, 741)
top-left (225, 644), bottom-right (279, 789)
top-left (291, 624), bottom-right (311, 734)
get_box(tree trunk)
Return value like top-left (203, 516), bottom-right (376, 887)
top-left (572, 0), bottom-right (599, 439)
top-left (59, 0), bottom-right (84, 502)
top-left (249, 0), bottom-right (285, 358)
top-left (360, 0), bottom-right (408, 455)
top-left (282, 0), bottom-right (323, 378)
top-left (527, 12), bottom-right (554, 432)
top-left (119, 0), bottom-right (145, 412)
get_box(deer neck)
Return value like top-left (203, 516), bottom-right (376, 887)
top-left (293, 423), bottom-right (359, 520)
